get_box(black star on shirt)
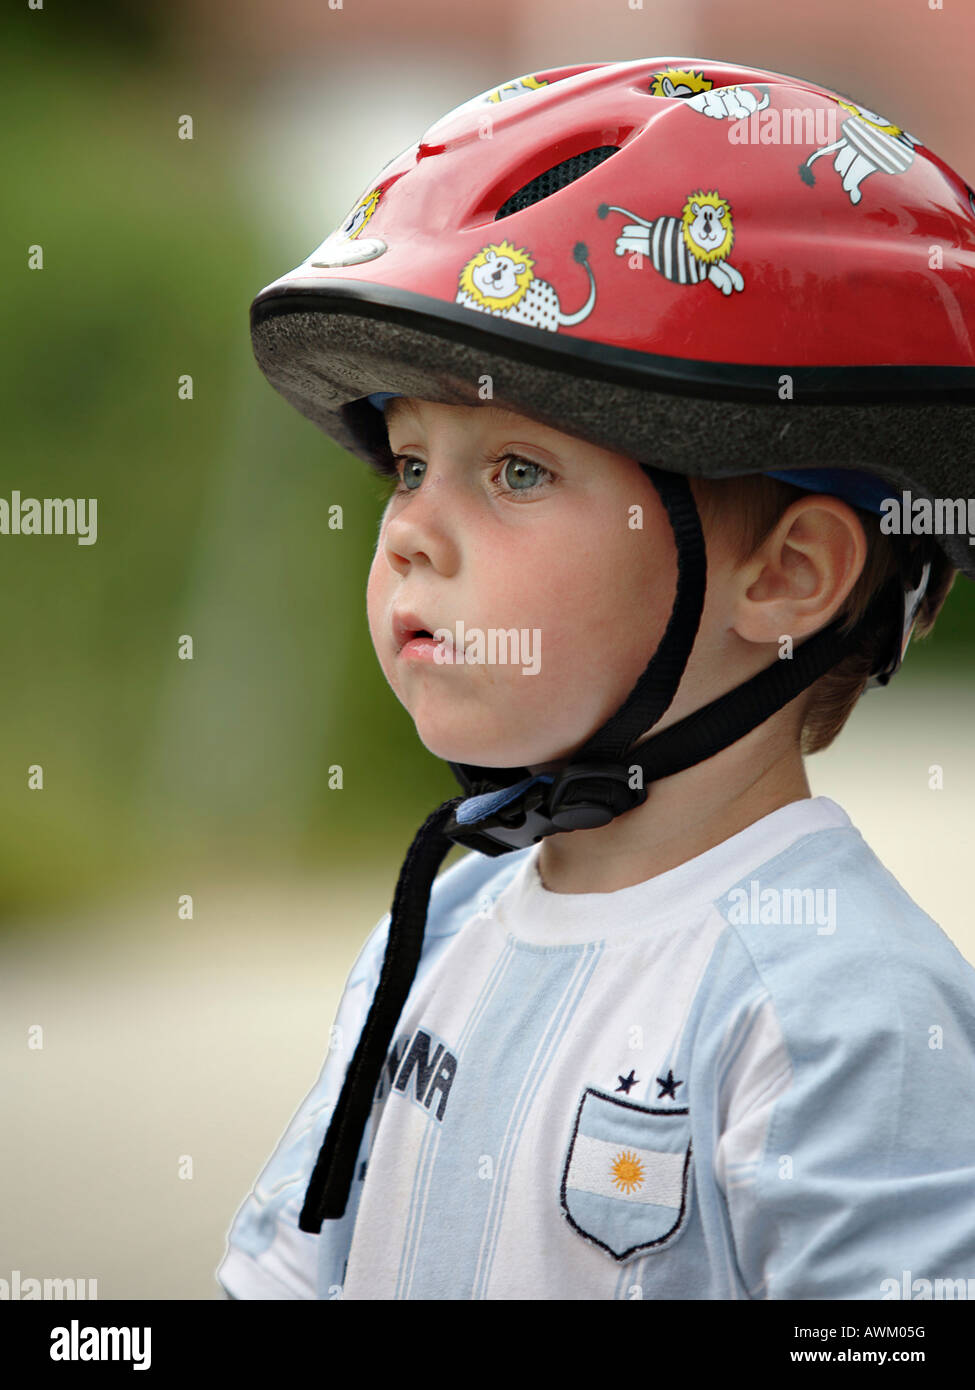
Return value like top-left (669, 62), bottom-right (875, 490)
top-left (656, 1069), bottom-right (684, 1101)
top-left (616, 1070), bottom-right (638, 1094)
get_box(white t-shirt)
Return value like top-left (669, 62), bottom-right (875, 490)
top-left (216, 795), bottom-right (975, 1300)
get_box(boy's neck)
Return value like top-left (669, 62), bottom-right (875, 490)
top-left (534, 716), bottom-right (812, 895)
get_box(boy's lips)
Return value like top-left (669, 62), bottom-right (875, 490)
top-left (392, 609), bottom-right (438, 652)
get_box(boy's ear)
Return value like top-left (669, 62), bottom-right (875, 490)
top-left (730, 496), bottom-right (869, 646)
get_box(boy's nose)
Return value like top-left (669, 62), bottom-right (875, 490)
top-left (383, 485), bottom-right (463, 573)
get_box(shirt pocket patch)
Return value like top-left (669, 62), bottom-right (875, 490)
top-left (560, 1087), bottom-right (693, 1262)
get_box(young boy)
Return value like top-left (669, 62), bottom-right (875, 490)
top-left (217, 58), bottom-right (975, 1300)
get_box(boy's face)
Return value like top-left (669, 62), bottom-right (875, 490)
top-left (366, 399), bottom-right (711, 770)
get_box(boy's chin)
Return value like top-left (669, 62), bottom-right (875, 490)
top-left (414, 727), bottom-right (572, 774)
top-left (418, 738), bottom-right (529, 769)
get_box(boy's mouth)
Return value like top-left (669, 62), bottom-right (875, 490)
top-left (392, 610), bottom-right (436, 651)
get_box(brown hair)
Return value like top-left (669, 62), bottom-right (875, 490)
top-left (689, 474), bottom-right (958, 755)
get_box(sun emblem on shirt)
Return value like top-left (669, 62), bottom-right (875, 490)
top-left (611, 1150), bottom-right (645, 1194)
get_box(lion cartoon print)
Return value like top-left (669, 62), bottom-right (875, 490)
top-left (683, 83), bottom-right (770, 122)
top-left (335, 188), bottom-right (382, 240)
top-left (648, 67), bottom-right (714, 98)
top-left (649, 67), bottom-right (771, 123)
top-left (456, 240), bottom-right (597, 329)
top-left (485, 74), bottom-right (549, 103)
top-left (799, 101), bottom-right (919, 205)
top-left (302, 186), bottom-right (387, 270)
top-left (597, 190), bottom-right (744, 296)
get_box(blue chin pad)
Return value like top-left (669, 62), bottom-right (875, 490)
top-left (367, 392), bottom-right (402, 411)
top-left (766, 468), bottom-right (892, 516)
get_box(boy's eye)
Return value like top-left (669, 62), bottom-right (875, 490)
top-left (497, 457), bottom-right (547, 491)
top-left (390, 453), bottom-right (552, 494)
top-left (397, 456), bottom-right (426, 491)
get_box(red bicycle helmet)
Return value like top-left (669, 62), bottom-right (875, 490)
top-left (254, 55), bottom-right (975, 577)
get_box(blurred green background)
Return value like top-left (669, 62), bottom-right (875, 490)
top-left (3, 0), bottom-right (974, 1300)
top-left (2, 9), bottom-right (470, 921)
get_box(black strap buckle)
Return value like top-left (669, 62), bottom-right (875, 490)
top-left (443, 762), bottom-right (647, 856)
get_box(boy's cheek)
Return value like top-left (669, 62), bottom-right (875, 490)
top-left (365, 562), bottom-right (390, 641)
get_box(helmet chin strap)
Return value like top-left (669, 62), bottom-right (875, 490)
top-left (298, 464), bottom-right (897, 1230)
top-left (444, 464), bottom-right (707, 848)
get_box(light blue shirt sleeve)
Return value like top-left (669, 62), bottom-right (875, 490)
top-left (701, 833), bottom-right (975, 1299)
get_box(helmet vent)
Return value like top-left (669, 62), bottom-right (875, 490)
top-left (495, 145), bottom-right (618, 219)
